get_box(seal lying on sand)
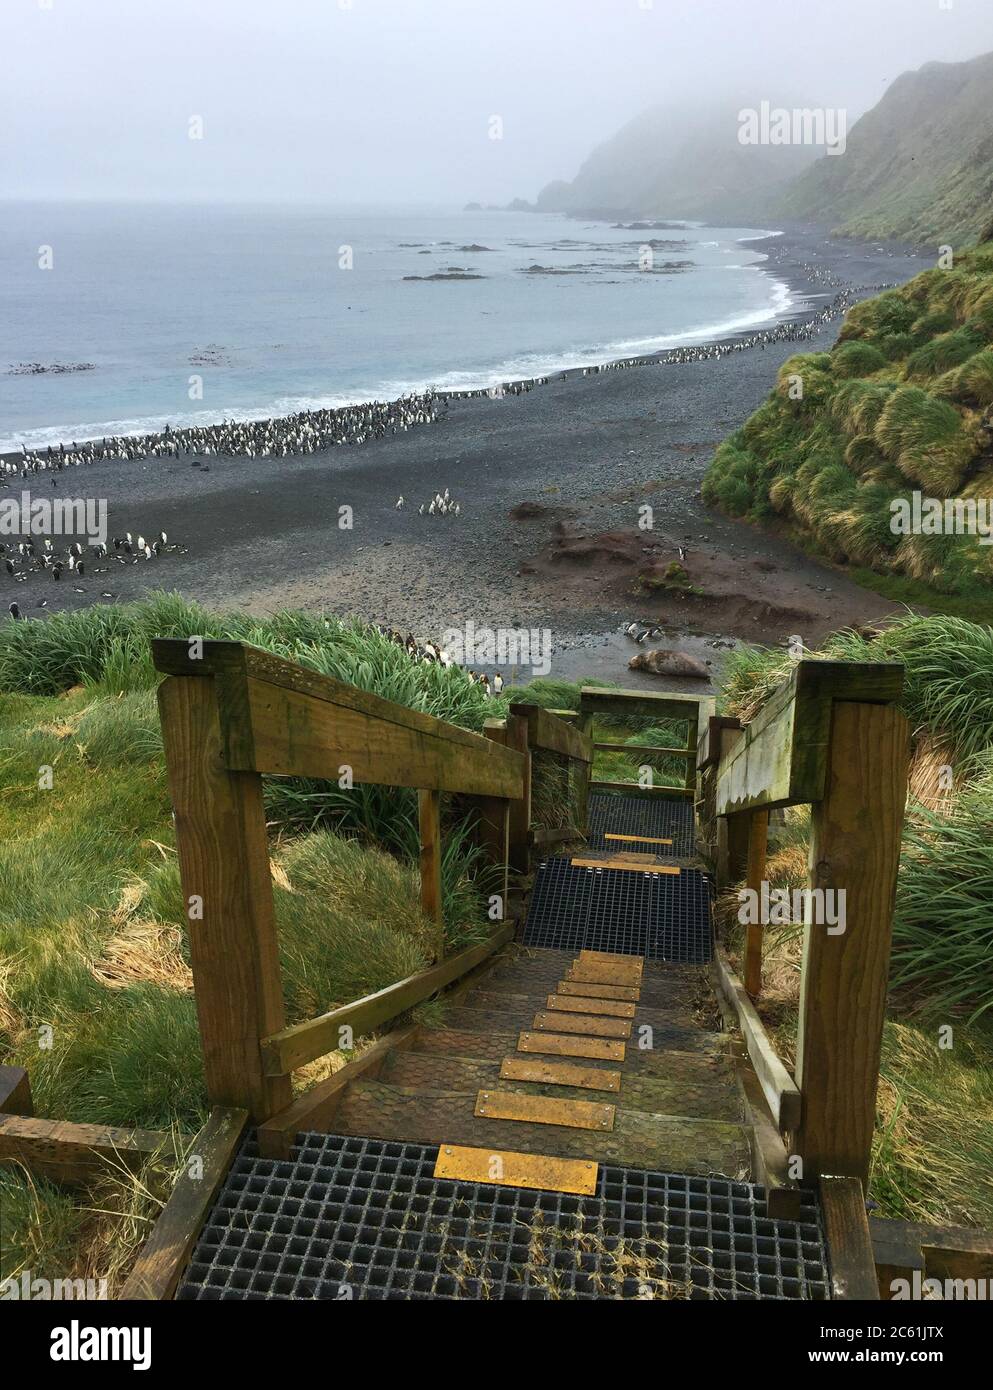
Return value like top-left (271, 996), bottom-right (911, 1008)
top-left (628, 648), bottom-right (710, 679)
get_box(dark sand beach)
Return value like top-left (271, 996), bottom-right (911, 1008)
top-left (1, 227), bottom-right (925, 687)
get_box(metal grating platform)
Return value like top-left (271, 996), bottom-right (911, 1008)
top-left (587, 793), bottom-right (696, 857)
top-left (178, 1133), bottom-right (829, 1301)
top-left (521, 857), bottom-right (713, 962)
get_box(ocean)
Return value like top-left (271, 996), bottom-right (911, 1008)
top-left (0, 202), bottom-right (794, 452)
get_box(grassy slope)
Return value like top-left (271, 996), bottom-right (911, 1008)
top-left (703, 240), bottom-right (993, 604)
top-left (777, 52), bottom-right (993, 245)
top-left (718, 615), bottom-right (993, 1226)
top-left (0, 598), bottom-right (646, 1287)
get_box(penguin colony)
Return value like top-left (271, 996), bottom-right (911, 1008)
top-left (375, 624), bottom-right (503, 695)
top-left (3, 531), bottom-right (184, 614)
top-left (2, 282), bottom-right (885, 482)
top-left (2, 393), bottom-right (446, 480)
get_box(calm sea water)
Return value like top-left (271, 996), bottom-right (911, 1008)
top-left (0, 202), bottom-right (793, 451)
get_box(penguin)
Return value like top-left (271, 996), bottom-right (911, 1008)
top-left (492, 672), bottom-right (504, 695)
top-left (8, 602), bottom-right (20, 619)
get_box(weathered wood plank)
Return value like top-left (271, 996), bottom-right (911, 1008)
top-left (795, 701), bottom-right (909, 1182)
top-left (710, 950), bottom-right (802, 1133)
top-left (152, 639), bottom-right (525, 799)
top-left (734, 1057), bottom-right (802, 1221)
top-left (743, 809), bottom-right (769, 998)
top-left (257, 1027), bottom-right (420, 1160)
top-left (120, 1107), bottom-right (248, 1300)
top-left (593, 742), bottom-right (694, 757)
top-left (869, 1216), bottom-right (993, 1295)
top-left (493, 713), bottom-right (531, 872)
top-left (510, 703), bottom-right (593, 763)
top-left (580, 687), bottom-right (714, 725)
top-left (158, 676), bottom-right (292, 1121)
top-left (417, 788), bottom-right (444, 960)
top-left (820, 1175), bottom-right (879, 1300)
top-left (0, 1115), bottom-right (177, 1188)
top-left (715, 660), bottom-right (904, 815)
top-left (261, 924), bottom-right (515, 1074)
top-left (244, 676), bottom-right (523, 798)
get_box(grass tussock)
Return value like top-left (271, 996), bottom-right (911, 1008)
top-left (716, 619), bottom-right (993, 1225)
top-left (702, 242), bottom-right (993, 603)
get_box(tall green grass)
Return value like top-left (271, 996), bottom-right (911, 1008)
top-left (702, 243), bottom-right (993, 594)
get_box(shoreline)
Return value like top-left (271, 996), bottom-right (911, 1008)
top-left (0, 226), bottom-right (927, 689)
top-left (0, 224), bottom-right (901, 460)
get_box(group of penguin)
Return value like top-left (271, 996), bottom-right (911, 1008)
top-left (4, 530), bottom-right (182, 618)
top-left (394, 488), bottom-right (461, 517)
top-left (3, 393), bottom-right (447, 481)
top-left (375, 624), bottom-right (504, 695)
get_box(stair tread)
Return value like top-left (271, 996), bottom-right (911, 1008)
top-left (334, 1080), bottom-right (751, 1177)
top-left (411, 1026), bottom-right (735, 1065)
top-left (460, 992), bottom-right (698, 1030)
top-left (441, 1005), bottom-right (710, 1040)
top-left (381, 1051), bottom-right (743, 1121)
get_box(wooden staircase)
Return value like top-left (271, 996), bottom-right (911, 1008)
top-left (331, 946), bottom-right (753, 1179)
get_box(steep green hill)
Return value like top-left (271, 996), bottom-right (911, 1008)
top-left (702, 238), bottom-right (993, 600)
top-left (534, 101), bottom-right (817, 221)
top-left (777, 52), bottom-right (993, 246)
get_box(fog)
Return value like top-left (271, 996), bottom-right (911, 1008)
top-left (3, 0), bottom-right (992, 205)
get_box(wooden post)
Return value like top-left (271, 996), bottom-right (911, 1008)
top-left (158, 676), bottom-right (293, 1123)
top-left (683, 717), bottom-right (698, 794)
top-left (795, 701), bottom-right (909, 1183)
top-left (743, 809), bottom-right (770, 998)
top-left (417, 788), bottom-right (445, 961)
top-left (472, 796), bottom-right (510, 920)
top-left (490, 714), bottom-right (531, 874)
top-left (0, 1066), bottom-right (33, 1117)
top-left (820, 1175), bottom-right (880, 1300)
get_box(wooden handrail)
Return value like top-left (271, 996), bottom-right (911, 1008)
top-left (152, 638), bottom-right (524, 798)
top-left (593, 741), bottom-right (695, 757)
top-left (580, 686), bottom-right (714, 795)
top-left (715, 660), bottom-right (904, 816)
top-left (260, 924), bottom-right (514, 1074)
top-left (152, 638), bottom-right (530, 1122)
top-left (711, 657), bottom-right (910, 1187)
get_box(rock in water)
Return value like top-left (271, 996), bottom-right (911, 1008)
top-left (628, 648), bottom-right (710, 679)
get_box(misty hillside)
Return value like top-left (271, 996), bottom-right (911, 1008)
top-left (535, 104), bottom-right (818, 221)
top-left (777, 51), bottom-right (993, 245)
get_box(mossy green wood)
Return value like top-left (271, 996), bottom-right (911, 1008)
top-left (152, 637), bottom-right (525, 799)
top-left (260, 924), bottom-right (515, 1075)
top-left (715, 660), bottom-right (904, 815)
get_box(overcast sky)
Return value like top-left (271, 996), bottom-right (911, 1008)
top-left (3, 0), bottom-right (992, 205)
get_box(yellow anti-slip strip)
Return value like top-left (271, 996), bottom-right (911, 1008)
top-left (499, 1055), bottom-right (622, 1093)
top-left (557, 979), bottom-right (640, 1003)
top-left (605, 833), bottom-right (673, 846)
top-left (546, 993), bottom-right (636, 1020)
top-left (475, 1090), bottom-right (615, 1132)
top-left (434, 1144), bottom-right (598, 1196)
top-left (571, 856), bottom-right (680, 875)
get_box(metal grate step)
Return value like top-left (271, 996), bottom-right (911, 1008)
top-left (178, 1132), bottom-right (830, 1301)
top-left (522, 857), bottom-right (712, 963)
top-left (587, 793), bottom-right (696, 857)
